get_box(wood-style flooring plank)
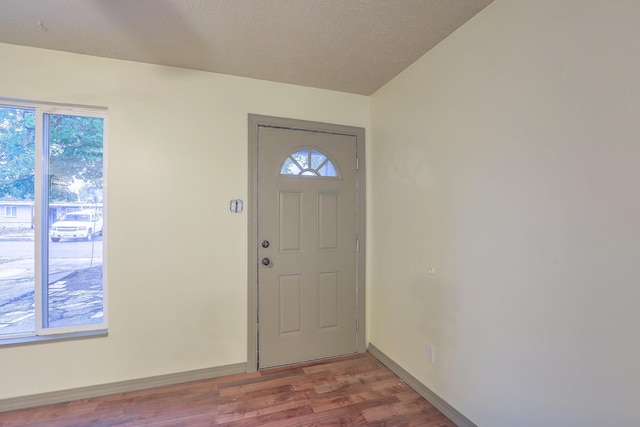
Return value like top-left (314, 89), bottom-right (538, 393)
top-left (0, 352), bottom-right (455, 426)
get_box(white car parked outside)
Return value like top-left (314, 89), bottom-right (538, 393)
top-left (50, 210), bottom-right (103, 242)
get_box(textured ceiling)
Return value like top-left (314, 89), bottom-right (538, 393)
top-left (0, 0), bottom-right (493, 95)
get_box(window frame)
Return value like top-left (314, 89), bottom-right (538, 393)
top-left (278, 147), bottom-right (341, 178)
top-left (0, 98), bottom-right (108, 343)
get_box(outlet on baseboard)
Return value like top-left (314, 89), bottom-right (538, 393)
top-left (426, 343), bottom-right (435, 363)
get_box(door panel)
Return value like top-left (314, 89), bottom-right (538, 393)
top-left (279, 275), bottom-right (302, 334)
top-left (318, 192), bottom-right (339, 251)
top-left (279, 191), bottom-right (302, 252)
top-left (258, 126), bottom-right (357, 368)
top-left (318, 272), bottom-right (339, 329)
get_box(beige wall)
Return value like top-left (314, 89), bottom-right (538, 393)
top-left (0, 42), bottom-right (369, 399)
top-left (370, 0), bottom-right (640, 426)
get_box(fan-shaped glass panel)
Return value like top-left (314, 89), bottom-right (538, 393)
top-left (280, 149), bottom-right (337, 177)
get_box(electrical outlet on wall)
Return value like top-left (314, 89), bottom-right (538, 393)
top-left (426, 343), bottom-right (435, 363)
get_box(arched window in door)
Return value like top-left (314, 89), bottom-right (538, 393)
top-left (279, 149), bottom-right (338, 177)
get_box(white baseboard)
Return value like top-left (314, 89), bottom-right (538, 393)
top-left (368, 343), bottom-right (477, 427)
top-left (0, 362), bottom-right (247, 413)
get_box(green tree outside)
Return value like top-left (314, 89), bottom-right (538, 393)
top-left (0, 107), bottom-right (36, 199)
top-left (0, 107), bottom-right (104, 202)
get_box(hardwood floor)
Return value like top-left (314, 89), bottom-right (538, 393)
top-left (0, 352), bottom-right (455, 426)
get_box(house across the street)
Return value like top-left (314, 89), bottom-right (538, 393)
top-left (0, 200), bottom-right (103, 231)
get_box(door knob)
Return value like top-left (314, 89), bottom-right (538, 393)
top-left (261, 257), bottom-right (271, 266)
top-left (262, 240), bottom-right (270, 248)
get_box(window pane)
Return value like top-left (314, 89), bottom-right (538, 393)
top-left (318, 161), bottom-right (337, 177)
top-left (310, 151), bottom-right (328, 169)
top-left (291, 150), bottom-right (309, 169)
top-left (0, 106), bottom-right (36, 335)
top-left (281, 157), bottom-right (301, 175)
top-left (46, 114), bottom-right (104, 328)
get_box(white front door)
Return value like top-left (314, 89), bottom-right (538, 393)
top-left (256, 124), bottom-right (360, 368)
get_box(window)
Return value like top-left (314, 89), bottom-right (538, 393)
top-left (4, 206), bottom-right (17, 217)
top-left (280, 149), bottom-right (338, 177)
top-left (0, 100), bottom-right (107, 341)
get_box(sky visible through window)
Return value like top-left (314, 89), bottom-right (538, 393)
top-left (280, 149), bottom-right (337, 177)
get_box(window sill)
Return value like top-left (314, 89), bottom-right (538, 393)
top-left (0, 329), bottom-right (108, 347)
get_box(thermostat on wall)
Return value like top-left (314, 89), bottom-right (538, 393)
top-left (230, 199), bottom-right (243, 213)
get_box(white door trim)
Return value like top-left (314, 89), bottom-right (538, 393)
top-left (247, 114), bottom-right (366, 372)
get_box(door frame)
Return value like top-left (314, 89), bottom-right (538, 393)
top-left (247, 114), bottom-right (366, 372)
